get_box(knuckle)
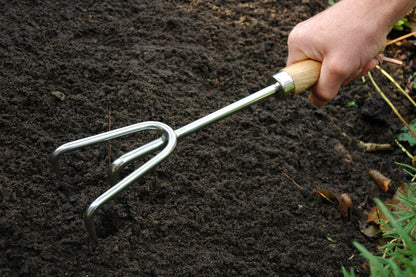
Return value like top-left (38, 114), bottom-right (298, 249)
top-left (287, 25), bottom-right (307, 45)
top-left (325, 59), bottom-right (355, 78)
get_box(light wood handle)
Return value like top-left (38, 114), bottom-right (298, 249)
top-left (281, 60), bottom-right (321, 94)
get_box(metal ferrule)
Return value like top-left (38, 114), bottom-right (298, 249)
top-left (269, 71), bottom-right (295, 97)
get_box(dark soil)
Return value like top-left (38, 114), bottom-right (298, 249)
top-left (1, 1), bottom-right (415, 276)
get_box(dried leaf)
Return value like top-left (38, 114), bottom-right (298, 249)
top-left (367, 199), bottom-right (399, 233)
top-left (362, 261), bottom-right (370, 273)
top-left (51, 91), bottom-right (66, 101)
top-left (360, 223), bottom-right (379, 238)
top-left (367, 206), bottom-right (384, 225)
top-left (316, 189), bottom-right (338, 204)
top-left (334, 142), bottom-right (353, 163)
top-left (368, 170), bottom-right (392, 192)
top-left (339, 193), bottom-right (353, 218)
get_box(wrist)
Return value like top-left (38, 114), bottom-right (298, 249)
top-left (339, 0), bottom-right (416, 35)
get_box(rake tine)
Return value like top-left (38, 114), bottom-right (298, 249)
top-left (50, 121), bottom-right (169, 175)
top-left (108, 137), bottom-right (166, 185)
top-left (85, 122), bottom-right (176, 243)
top-left (50, 121), bottom-right (177, 243)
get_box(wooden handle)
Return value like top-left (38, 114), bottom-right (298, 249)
top-left (281, 60), bottom-right (321, 94)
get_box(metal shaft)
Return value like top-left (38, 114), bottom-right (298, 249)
top-left (109, 82), bottom-right (283, 183)
top-left (176, 83), bottom-right (281, 137)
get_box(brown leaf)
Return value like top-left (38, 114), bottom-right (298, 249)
top-left (368, 170), bottom-right (392, 192)
top-left (367, 206), bottom-right (382, 225)
top-left (334, 142), bottom-right (353, 163)
top-left (367, 199), bottom-right (399, 233)
top-left (360, 223), bottom-right (379, 238)
top-left (316, 189), bottom-right (338, 204)
top-left (339, 193), bottom-right (352, 218)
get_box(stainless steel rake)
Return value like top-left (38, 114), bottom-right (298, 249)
top-left (50, 60), bottom-right (320, 243)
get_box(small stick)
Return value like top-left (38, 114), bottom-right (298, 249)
top-left (282, 172), bottom-right (304, 190)
top-left (328, 115), bottom-right (351, 141)
top-left (381, 56), bottom-right (403, 66)
top-left (368, 71), bottom-right (416, 141)
top-left (386, 31), bottom-right (416, 46)
top-left (358, 141), bottom-right (393, 152)
top-left (376, 54), bottom-right (403, 66)
top-left (329, 115), bottom-right (393, 152)
top-left (394, 139), bottom-right (413, 160)
top-left (376, 65), bottom-right (416, 108)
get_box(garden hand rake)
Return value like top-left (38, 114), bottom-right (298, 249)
top-left (50, 60), bottom-right (321, 243)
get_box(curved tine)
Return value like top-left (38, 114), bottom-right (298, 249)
top-left (49, 121), bottom-right (165, 174)
top-left (84, 122), bottom-right (177, 243)
top-left (108, 137), bottom-right (166, 185)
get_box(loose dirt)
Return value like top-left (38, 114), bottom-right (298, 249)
top-left (1, 1), bottom-right (415, 276)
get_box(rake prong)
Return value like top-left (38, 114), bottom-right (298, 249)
top-left (85, 123), bottom-right (176, 242)
top-left (50, 122), bottom-right (168, 175)
top-left (50, 121), bottom-right (177, 243)
top-left (108, 137), bottom-right (166, 185)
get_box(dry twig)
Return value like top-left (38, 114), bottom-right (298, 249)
top-left (376, 65), bottom-right (416, 108)
top-left (367, 71), bottom-right (416, 141)
top-left (386, 31), bottom-right (416, 46)
top-left (282, 172), bottom-right (304, 190)
top-left (328, 116), bottom-right (393, 152)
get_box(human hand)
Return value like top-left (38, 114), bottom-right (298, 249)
top-left (287, 0), bottom-right (389, 106)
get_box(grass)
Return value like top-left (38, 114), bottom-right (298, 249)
top-left (342, 164), bottom-right (416, 276)
top-left (338, 14), bottom-right (416, 276)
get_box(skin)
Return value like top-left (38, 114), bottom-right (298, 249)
top-left (287, 0), bottom-right (416, 106)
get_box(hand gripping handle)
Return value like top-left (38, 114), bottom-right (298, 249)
top-left (271, 60), bottom-right (321, 95)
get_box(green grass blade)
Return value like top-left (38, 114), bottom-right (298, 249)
top-left (375, 198), bottom-right (416, 253)
top-left (353, 241), bottom-right (389, 277)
